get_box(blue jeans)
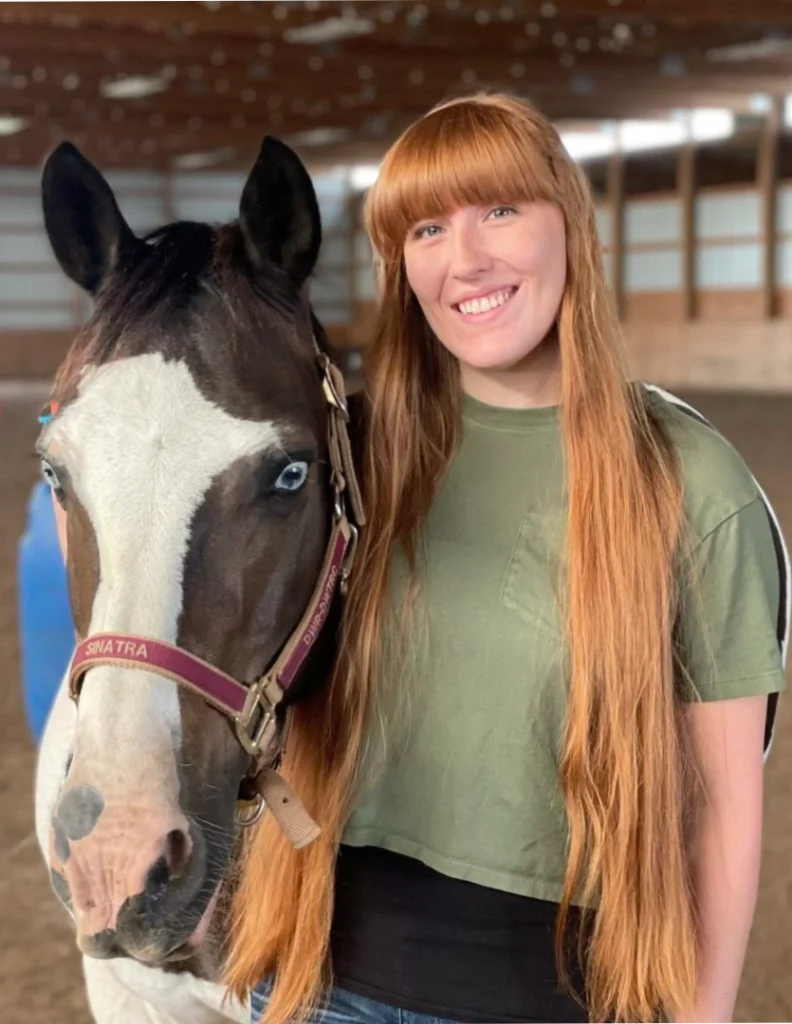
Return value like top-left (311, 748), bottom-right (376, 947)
top-left (250, 979), bottom-right (463, 1024)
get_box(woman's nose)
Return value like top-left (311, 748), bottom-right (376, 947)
top-left (449, 227), bottom-right (493, 280)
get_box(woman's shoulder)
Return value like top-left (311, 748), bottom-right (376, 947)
top-left (640, 384), bottom-right (768, 544)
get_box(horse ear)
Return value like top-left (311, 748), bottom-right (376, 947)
top-left (41, 141), bottom-right (139, 295)
top-left (239, 136), bottom-right (322, 288)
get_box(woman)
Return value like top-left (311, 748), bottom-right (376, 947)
top-left (228, 93), bottom-right (788, 1024)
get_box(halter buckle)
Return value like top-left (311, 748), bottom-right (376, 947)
top-left (235, 677), bottom-right (277, 758)
top-left (320, 357), bottom-right (349, 420)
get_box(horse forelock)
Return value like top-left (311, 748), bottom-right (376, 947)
top-left (49, 219), bottom-right (307, 414)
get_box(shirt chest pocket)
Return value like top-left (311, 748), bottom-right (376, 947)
top-left (500, 512), bottom-right (567, 645)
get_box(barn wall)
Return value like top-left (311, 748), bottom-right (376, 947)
top-left (0, 165), bottom-right (354, 377)
top-left (2, 167), bottom-right (792, 390)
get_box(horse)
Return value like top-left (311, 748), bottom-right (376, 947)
top-left (32, 135), bottom-right (363, 1023)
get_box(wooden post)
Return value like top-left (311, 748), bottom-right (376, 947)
top-left (677, 139), bottom-right (697, 321)
top-left (607, 150), bottom-right (625, 320)
top-left (757, 97), bottom-right (782, 320)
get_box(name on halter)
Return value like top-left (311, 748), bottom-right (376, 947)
top-left (302, 564), bottom-right (339, 648)
top-left (85, 638), bottom-right (149, 659)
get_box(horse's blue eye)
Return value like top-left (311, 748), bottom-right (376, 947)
top-left (274, 461), bottom-right (308, 493)
top-left (41, 460), bottom-right (60, 492)
top-left (41, 459), bottom-right (66, 506)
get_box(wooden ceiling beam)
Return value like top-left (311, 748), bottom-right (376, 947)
top-left (1, 1), bottom-right (367, 38)
top-left (1, 0), bottom-right (790, 172)
top-left (0, 105), bottom-right (775, 163)
top-left (418, 0), bottom-right (792, 25)
top-left (0, 77), bottom-right (775, 145)
top-left (3, 71), bottom-right (782, 118)
top-left (4, 40), bottom-right (791, 90)
top-left (8, 0), bottom-right (792, 31)
top-left (4, 31), bottom-right (791, 104)
top-left (0, 18), bottom-right (766, 60)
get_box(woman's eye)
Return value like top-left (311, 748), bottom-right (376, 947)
top-left (274, 461), bottom-right (309, 494)
top-left (413, 223), bottom-right (442, 240)
top-left (41, 459), bottom-right (65, 505)
top-left (490, 205), bottom-right (517, 219)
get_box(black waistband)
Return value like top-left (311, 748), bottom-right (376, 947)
top-left (330, 845), bottom-right (589, 1024)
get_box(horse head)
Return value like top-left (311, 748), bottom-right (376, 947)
top-left (35, 136), bottom-right (356, 972)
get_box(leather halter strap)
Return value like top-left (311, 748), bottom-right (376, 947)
top-left (66, 344), bottom-right (365, 847)
top-left (68, 518), bottom-right (354, 751)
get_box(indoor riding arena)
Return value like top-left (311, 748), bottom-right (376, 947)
top-left (2, 3), bottom-right (792, 1023)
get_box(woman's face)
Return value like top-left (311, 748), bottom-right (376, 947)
top-left (403, 201), bottom-right (567, 376)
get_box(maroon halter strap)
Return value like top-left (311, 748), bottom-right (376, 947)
top-left (66, 344), bottom-right (364, 772)
top-left (69, 633), bottom-right (249, 716)
top-left (68, 517), bottom-right (354, 762)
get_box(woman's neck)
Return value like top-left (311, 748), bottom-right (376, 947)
top-left (459, 334), bottom-right (561, 410)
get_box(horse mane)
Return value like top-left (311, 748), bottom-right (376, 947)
top-left (50, 220), bottom-right (302, 408)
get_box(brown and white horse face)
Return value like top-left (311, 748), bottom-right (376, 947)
top-left (39, 138), bottom-right (328, 965)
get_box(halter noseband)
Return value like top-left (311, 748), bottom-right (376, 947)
top-left (65, 344), bottom-right (365, 848)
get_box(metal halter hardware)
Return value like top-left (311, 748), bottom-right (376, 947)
top-left (66, 345), bottom-right (366, 847)
top-left (236, 677), bottom-right (277, 758)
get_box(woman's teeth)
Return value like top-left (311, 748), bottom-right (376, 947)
top-left (456, 287), bottom-right (516, 316)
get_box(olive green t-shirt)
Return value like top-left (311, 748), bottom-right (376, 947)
top-left (341, 387), bottom-right (788, 905)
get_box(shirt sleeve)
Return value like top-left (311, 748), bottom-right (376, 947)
top-left (676, 497), bottom-right (787, 703)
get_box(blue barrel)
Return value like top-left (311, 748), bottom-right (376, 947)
top-left (17, 481), bottom-right (75, 742)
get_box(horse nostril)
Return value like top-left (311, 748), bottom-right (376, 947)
top-left (141, 828), bottom-right (191, 911)
top-left (165, 828), bottom-right (191, 878)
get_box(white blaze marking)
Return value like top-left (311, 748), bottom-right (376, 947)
top-left (45, 353), bottom-right (283, 783)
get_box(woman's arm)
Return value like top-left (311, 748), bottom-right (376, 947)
top-left (678, 694), bottom-right (767, 1023)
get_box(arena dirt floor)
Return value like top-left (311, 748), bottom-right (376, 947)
top-left (1, 386), bottom-right (791, 1024)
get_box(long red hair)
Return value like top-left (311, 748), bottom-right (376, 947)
top-left (224, 92), bottom-right (699, 1024)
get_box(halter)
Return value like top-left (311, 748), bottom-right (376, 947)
top-left (64, 345), bottom-right (365, 849)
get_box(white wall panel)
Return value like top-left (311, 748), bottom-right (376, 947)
top-left (312, 274), bottom-right (350, 320)
top-left (625, 250), bottom-right (682, 291)
top-left (696, 191), bottom-right (759, 240)
top-left (602, 248), bottom-right (613, 290)
top-left (0, 235), bottom-right (58, 264)
top-left (776, 185), bottom-right (792, 234)
top-left (0, 270), bottom-right (76, 303)
top-left (174, 196), bottom-right (238, 222)
top-left (0, 196), bottom-right (42, 227)
top-left (354, 230), bottom-right (376, 300)
top-left (118, 195), bottom-right (167, 233)
top-left (696, 243), bottom-right (762, 288)
top-left (0, 307), bottom-right (76, 328)
top-left (356, 263), bottom-right (377, 301)
top-left (0, 169), bottom-right (40, 189)
top-left (171, 171), bottom-right (246, 197)
top-left (107, 171), bottom-right (163, 193)
top-left (595, 205), bottom-right (611, 247)
top-left (5, 168), bottom-right (790, 338)
top-left (625, 199), bottom-right (681, 245)
top-left (775, 239), bottom-right (792, 286)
